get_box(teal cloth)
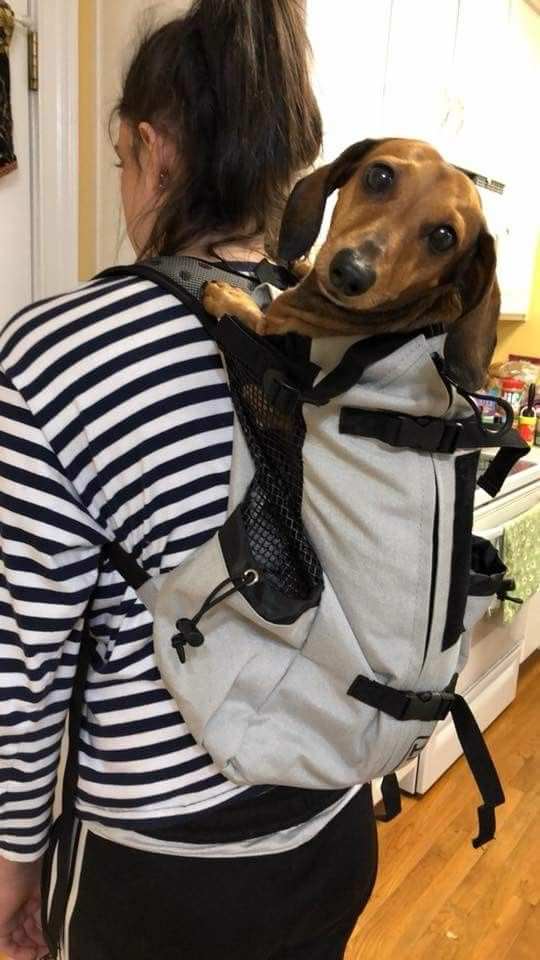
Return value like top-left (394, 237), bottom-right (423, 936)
top-left (502, 501), bottom-right (540, 623)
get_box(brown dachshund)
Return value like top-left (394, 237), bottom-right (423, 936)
top-left (202, 138), bottom-right (500, 390)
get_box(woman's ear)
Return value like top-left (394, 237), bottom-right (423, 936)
top-left (277, 139), bottom-right (382, 263)
top-left (444, 232), bottom-right (500, 391)
top-left (137, 122), bottom-right (173, 194)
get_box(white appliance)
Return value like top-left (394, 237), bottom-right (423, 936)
top-left (374, 446), bottom-right (540, 804)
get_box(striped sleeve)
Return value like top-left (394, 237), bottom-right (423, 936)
top-left (0, 366), bottom-right (105, 861)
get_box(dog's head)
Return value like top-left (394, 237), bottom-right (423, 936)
top-left (278, 138), bottom-right (499, 390)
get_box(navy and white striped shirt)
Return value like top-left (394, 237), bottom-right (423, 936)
top-left (0, 272), bottom-right (259, 862)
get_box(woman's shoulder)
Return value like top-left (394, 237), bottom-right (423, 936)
top-left (0, 271), bottom-right (202, 383)
top-left (1, 274), bottom-right (162, 360)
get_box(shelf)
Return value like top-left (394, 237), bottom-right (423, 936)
top-left (499, 313), bottom-right (527, 324)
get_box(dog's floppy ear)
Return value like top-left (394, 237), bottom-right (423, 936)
top-left (278, 139), bottom-right (381, 263)
top-left (444, 231), bottom-right (500, 392)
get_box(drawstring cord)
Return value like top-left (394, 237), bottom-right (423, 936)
top-left (171, 569), bottom-right (259, 663)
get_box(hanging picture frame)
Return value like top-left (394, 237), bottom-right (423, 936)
top-left (0, 1), bottom-right (17, 178)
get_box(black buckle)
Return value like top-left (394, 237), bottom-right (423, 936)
top-left (255, 259), bottom-right (297, 290)
top-left (395, 416), bottom-right (463, 453)
top-left (401, 690), bottom-right (455, 722)
top-left (262, 368), bottom-right (300, 413)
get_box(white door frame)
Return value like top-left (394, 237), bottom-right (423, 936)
top-left (28, 0), bottom-right (79, 299)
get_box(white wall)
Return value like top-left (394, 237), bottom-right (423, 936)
top-left (93, 0), bottom-right (191, 271)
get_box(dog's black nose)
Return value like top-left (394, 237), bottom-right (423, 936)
top-left (329, 250), bottom-right (376, 297)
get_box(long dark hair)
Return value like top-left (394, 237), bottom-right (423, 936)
top-left (117, 0), bottom-right (322, 259)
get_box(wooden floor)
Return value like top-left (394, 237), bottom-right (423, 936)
top-left (346, 651), bottom-right (540, 960)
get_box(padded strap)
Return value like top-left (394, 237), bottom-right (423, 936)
top-left (93, 259), bottom-right (304, 588)
top-left (97, 263), bottom-right (222, 340)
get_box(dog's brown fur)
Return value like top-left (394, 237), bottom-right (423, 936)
top-left (202, 139), bottom-right (500, 390)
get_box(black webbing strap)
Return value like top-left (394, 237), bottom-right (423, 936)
top-left (476, 445), bottom-right (529, 498)
top-left (340, 408), bottom-right (466, 453)
top-left (448, 694), bottom-right (505, 848)
top-left (376, 773), bottom-right (402, 823)
top-left (301, 325), bottom-right (444, 407)
top-left (348, 675), bottom-right (455, 722)
top-left (103, 539), bottom-right (150, 591)
top-left (42, 631), bottom-right (92, 956)
top-left (339, 408), bottom-right (528, 495)
top-left (348, 675), bottom-right (505, 846)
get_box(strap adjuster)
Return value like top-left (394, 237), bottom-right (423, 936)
top-left (401, 690), bottom-right (455, 721)
top-left (395, 416), bottom-right (463, 453)
top-left (262, 368), bottom-right (300, 413)
top-left (347, 675), bottom-right (455, 722)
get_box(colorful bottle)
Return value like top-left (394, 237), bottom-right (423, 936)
top-left (518, 383), bottom-right (537, 447)
top-left (501, 377), bottom-right (525, 417)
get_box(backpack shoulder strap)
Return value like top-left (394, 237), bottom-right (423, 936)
top-left (97, 256), bottom-right (296, 340)
top-left (97, 261), bottom-right (223, 339)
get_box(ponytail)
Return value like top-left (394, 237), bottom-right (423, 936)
top-left (118, 0), bottom-right (322, 258)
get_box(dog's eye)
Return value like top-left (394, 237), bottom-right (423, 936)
top-left (429, 225), bottom-right (457, 253)
top-left (364, 164), bottom-right (394, 194)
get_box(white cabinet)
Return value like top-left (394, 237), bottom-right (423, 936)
top-left (520, 591), bottom-right (540, 663)
top-left (380, 0), bottom-right (460, 150)
top-left (307, 0), bottom-right (392, 161)
top-left (448, 0), bottom-right (512, 180)
top-left (0, 1), bottom-right (34, 318)
top-left (307, 0), bottom-right (538, 315)
top-left (378, 0), bottom-right (512, 178)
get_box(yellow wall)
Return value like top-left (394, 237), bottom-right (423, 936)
top-left (495, 234), bottom-right (540, 365)
top-left (79, 0), bottom-right (97, 281)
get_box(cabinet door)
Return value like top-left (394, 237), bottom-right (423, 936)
top-left (496, 0), bottom-right (540, 316)
top-left (449, 0), bottom-right (511, 180)
top-left (0, 0), bottom-right (34, 318)
top-left (307, 0), bottom-right (392, 162)
top-left (381, 0), bottom-right (460, 148)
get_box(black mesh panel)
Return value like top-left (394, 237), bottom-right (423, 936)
top-left (225, 352), bottom-right (323, 601)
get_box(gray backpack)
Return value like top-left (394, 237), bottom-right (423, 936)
top-left (100, 256), bottom-right (528, 847)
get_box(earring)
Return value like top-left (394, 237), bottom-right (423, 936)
top-left (159, 169), bottom-right (169, 190)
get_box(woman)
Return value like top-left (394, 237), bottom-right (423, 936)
top-left (0, 2), bottom-right (378, 958)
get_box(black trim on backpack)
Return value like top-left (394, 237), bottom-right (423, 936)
top-left (347, 674), bottom-right (505, 847)
top-left (442, 452), bottom-right (480, 651)
top-left (219, 506), bottom-right (323, 623)
top-left (301, 325), bottom-right (445, 407)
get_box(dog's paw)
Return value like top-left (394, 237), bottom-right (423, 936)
top-left (201, 280), bottom-right (235, 318)
top-left (254, 315), bottom-right (268, 335)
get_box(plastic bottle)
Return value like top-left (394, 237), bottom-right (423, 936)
top-left (518, 383), bottom-right (537, 447)
top-left (501, 377), bottom-right (525, 417)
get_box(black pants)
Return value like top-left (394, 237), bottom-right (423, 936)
top-left (59, 785), bottom-right (377, 960)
